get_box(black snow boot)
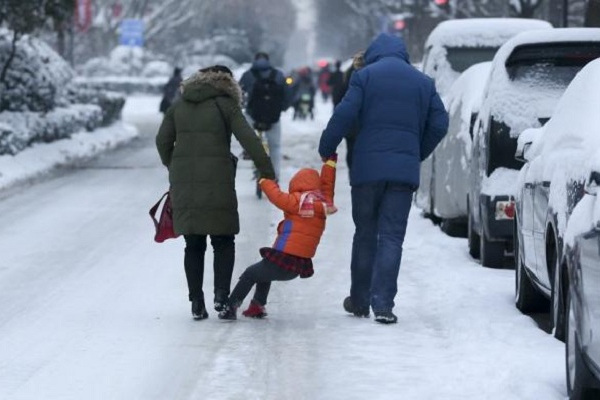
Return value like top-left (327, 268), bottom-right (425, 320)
top-left (191, 299), bottom-right (208, 320)
top-left (214, 290), bottom-right (229, 313)
top-left (218, 304), bottom-right (237, 321)
top-left (374, 311), bottom-right (397, 325)
top-left (343, 296), bottom-right (370, 318)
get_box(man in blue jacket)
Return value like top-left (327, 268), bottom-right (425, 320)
top-left (319, 33), bottom-right (448, 324)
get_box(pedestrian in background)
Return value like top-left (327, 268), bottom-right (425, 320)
top-left (328, 60), bottom-right (345, 108)
top-left (159, 67), bottom-right (182, 113)
top-left (239, 52), bottom-right (290, 180)
top-left (156, 65), bottom-right (275, 320)
top-left (319, 34), bottom-right (449, 324)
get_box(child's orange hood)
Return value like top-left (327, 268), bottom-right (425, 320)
top-left (289, 168), bottom-right (321, 193)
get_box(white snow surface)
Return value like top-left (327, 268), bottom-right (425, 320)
top-left (0, 97), bottom-right (567, 400)
top-left (482, 28), bottom-right (600, 137)
top-left (482, 167), bottom-right (520, 197)
top-left (517, 58), bottom-right (600, 234)
top-left (425, 18), bottom-right (552, 49)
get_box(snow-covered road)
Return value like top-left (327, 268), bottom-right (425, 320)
top-left (0, 97), bottom-right (566, 400)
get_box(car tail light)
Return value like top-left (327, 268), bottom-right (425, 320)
top-left (495, 200), bottom-right (515, 220)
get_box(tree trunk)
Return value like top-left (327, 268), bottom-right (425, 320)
top-left (585, 0), bottom-right (600, 26)
top-left (0, 30), bottom-right (20, 110)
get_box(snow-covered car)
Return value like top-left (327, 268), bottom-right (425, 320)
top-left (416, 18), bottom-right (552, 218)
top-left (564, 163), bottom-right (600, 399)
top-left (468, 28), bottom-right (600, 268)
top-left (514, 57), bottom-right (600, 342)
top-left (421, 62), bottom-right (491, 236)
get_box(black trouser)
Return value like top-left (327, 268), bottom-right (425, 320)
top-left (229, 259), bottom-right (298, 307)
top-left (184, 235), bottom-right (235, 302)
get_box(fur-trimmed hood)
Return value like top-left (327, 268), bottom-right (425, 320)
top-left (181, 70), bottom-right (243, 105)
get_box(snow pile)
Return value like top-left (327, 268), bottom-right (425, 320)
top-left (482, 167), bottom-right (520, 197)
top-left (481, 28), bottom-right (600, 137)
top-left (0, 121), bottom-right (138, 191)
top-left (424, 19), bottom-right (551, 96)
top-left (0, 29), bottom-right (74, 112)
top-left (518, 58), bottom-right (600, 235)
top-left (447, 61), bottom-right (491, 156)
top-left (425, 18), bottom-right (552, 49)
top-left (0, 105), bottom-right (102, 156)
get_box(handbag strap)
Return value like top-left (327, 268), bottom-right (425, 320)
top-left (149, 192), bottom-right (169, 227)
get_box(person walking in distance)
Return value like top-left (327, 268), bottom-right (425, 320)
top-left (319, 34), bottom-right (449, 324)
top-left (239, 52), bottom-right (290, 180)
top-left (156, 65), bottom-right (275, 320)
top-left (160, 67), bottom-right (183, 113)
top-left (328, 60), bottom-right (345, 108)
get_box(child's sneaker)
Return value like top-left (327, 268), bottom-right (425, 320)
top-left (218, 304), bottom-right (237, 321)
top-left (242, 300), bottom-right (268, 318)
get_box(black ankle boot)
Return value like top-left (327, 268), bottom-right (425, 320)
top-left (191, 299), bottom-right (208, 320)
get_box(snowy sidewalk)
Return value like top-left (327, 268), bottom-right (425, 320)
top-left (0, 97), bottom-right (566, 400)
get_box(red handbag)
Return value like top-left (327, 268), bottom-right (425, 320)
top-left (149, 192), bottom-right (180, 243)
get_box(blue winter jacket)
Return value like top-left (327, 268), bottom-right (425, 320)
top-left (319, 34), bottom-right (448, 187)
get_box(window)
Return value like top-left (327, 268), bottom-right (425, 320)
top-left (445, 46), bottom-right (499, 73)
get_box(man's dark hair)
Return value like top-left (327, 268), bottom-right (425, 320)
top-left (255, 52), bottom-right (270, 61)
top-left (200, 65), bottom-right (233, 77)
top-left (174, 67), bottom-right (182, 76)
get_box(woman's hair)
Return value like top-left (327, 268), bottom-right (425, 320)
top-left (199, 65), bottom-right (233, 77)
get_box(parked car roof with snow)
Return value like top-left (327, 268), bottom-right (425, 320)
top-left (422, 18), bottom-right (552, 97)
top-left (482, 28), bottom-right (600, 137)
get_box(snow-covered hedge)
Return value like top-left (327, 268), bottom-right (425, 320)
top-left (0, 29), bottom-right (74, 112)
top-left (0, 30), bottom-right (127, 156)
top-left (0, 105), bottom-right (102, 155)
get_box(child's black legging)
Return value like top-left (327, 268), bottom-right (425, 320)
top-left (229, 259), bottom-right (298, 307)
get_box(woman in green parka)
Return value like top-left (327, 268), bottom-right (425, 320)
top-left (156, 65), bottom-right (275, 320)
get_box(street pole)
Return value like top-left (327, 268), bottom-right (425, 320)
top-left (562, 0), bottom-right (568, 27)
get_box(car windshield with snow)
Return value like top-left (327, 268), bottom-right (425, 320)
top-left (513, 55), bottom-right (600, 352)
top-left (416, 18), bottom-right (552, 223)
top-left (467, 28), bottom-right (600, 269)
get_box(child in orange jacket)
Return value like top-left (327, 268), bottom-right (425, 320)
top-left (218, 155), bottom-right (337, 320)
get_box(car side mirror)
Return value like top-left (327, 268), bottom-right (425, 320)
top-left (515, 142), bottom-right (532, 163)
top-left (585, 171), bottom-right (600, 196)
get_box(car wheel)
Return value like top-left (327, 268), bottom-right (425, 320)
top-left (441, 218), bottom-right (468, 238)
top-left (468, 200), bottom-right (480, 259)
top-left (550, 246), bottom-right (566, 342)
top-left (566, 289), bottom-right (600, 399)
top-left (480, 232), bottom-right (505, 268)
top-left (515, 227), bottom-right (548, 313)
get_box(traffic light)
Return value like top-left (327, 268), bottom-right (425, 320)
top-left (389, 15), bottom-right (406, 36)
top-left (432, 0), bottom-right (451, 13)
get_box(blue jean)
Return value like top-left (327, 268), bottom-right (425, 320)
top-left (350, 182), bottom-right (413, 313)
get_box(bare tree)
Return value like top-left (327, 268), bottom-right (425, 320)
top-left (509, 0), bottom-right (544, 18)
top-left (586, 0), bottom-right (600, 26)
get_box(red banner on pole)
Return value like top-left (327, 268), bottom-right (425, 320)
top-left (75, 0), bottom-right (93, 33)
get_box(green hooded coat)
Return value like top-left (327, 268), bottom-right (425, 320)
top-left (156, 70), bottom-right (275, 235)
